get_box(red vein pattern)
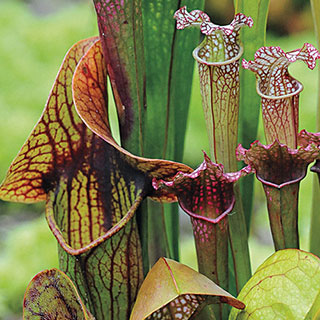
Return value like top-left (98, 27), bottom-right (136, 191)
top-left (237, 141), bottom-right (320, 250)
top-left (23, 268), bottom-right (93, 320)
top-left (131, 257), bottom-right (245, 320)
top-left (72, 40), bottom-right (194, 203)
top-left (0, 37), bottom-right (147, 319)
top-left (0, 37), bottom-right (97, 203)
top-left (0, 35), bottom-right (194, 319)
top-left (153, 153), bottom-right (250, 317)
top-left (243, 44), bottom-right (320, 148)
top-left (237, 140), bottom-right (319, 188)
top-left (174, 7), bottom-right (252, 171)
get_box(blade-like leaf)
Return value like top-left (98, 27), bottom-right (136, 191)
top-left (310, 0), bottom-right (320, 258)
top-left (93, 0), bottom-right (145, 154)
top-left (23, 268), bottom-right (94, 320)
top-left (130, 257), bottom-right (245, 320)
top-left (229, 249), bottom-right (320, 320)
top-left (233, 0), bottom-right (270, 228)
top-left (142, 0), bottom-right (204, 263)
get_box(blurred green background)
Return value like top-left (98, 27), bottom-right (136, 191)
top-left (0, 0), bottom-right (318, 319)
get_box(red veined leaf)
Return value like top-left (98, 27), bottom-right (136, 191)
top-left (72, 39), bottom-right (194, 203)
top-left (23, 268), bottom-right (95, 320)
top-left (0, 35), bottom-right (193, 319)
top-left (242, 44), bottom-right (320, 148)
top-left (0, 37), bottom-right (98, 203)
top-left (153, 153), bottom-right (251, 318)
top-left (130, 257), bottom-right (245, 320)
top-left (237, 141), bottom-right (319, 250)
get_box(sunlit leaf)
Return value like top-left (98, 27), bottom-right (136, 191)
top-left (130, 257), bottom-right (244, 320)
top-left (0, 35), bottom-right (192, 320)
top-left (23, 268), bottom-right (94, 320)
top-left (305, 289), bottom-right (320, 320)
top-left (0, 37), bottom-right (98, 203)
top-left (229, 249), bottom-right (320, 320)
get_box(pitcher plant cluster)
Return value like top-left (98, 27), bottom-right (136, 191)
top-left (2, 1), bottom-right (320, 319)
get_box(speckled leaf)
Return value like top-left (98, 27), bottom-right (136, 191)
top-left (229, 249), bottom-right (320, 320)
top-left (130, 257), bottom-right (245, 320)
top-left (23, 268), bottom-right (95, 320)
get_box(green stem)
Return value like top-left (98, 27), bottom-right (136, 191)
top-left (310, 176), bottom-right (320, 255)
top-left (263, 183), bottom-right (299, 250)
top-left (147, 199), bottom-right (170, 266)
top-left (164, 202), bottom-right (180, 261)
top-left (234, 0), bottom-right (270, 230)
top-left (310, 0), bottom-right (320, 256)
top-left (228, 184), bottom-right (252, 293)
top-left (191, 216), bottom-right (229, 320)
top-left (136, 200), bottom-right (149, 276)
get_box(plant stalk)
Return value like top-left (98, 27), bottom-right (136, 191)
top-left (263, 183), bottom-right (299, 250)
top-left (310, 0), bottom-right (320, 256)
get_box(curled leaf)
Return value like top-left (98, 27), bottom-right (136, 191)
top-left (23, 268), bottom-right (94, 320)
top-left (130, 257), bottom-right (244, 320)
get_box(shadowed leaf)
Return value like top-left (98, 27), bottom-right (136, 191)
top-left (93, 0), bottom-right (145, 154)
top-left (229, 249), bottom-right (320, 320)
top-left (130, 257), bottom-right (244, 320)
top-left (23, 268), bottom-right (95, 320)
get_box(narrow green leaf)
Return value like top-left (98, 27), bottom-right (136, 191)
top-left (234, 0), bottom-right (270, 228)
top-left (93, 0), bottom-right (145, 155)
top-left (141, 0), bottom-right (204, 263)
top-left (310, 0), bottom-right (320, 257)
top-left (229, 249), bottom-right (320, 320)
top-left (130, 257), bottom-right (244, 320)
top-left (23, 268), bottom-right (95, 320)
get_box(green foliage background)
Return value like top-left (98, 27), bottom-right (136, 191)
top-left (0, 0), bottom-right (318, 319)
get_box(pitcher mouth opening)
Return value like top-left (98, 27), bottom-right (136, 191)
top-left (256, 79), bottom-right (303, 100)
top-left (193, 44), bottom-right (243, 66)
top-left (179, 196), bottom-right (235, 224)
